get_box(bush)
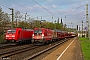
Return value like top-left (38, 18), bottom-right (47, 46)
top-left (0, 34), bottom-right (5, 43)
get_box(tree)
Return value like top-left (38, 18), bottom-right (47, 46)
top-left (31, 20), bottom-right (41, 28)
top-left (47, 22), bottom-right (54, 29)
top-left (0, 7), bottom-right (10, 34)
top-left (18, 21), bottom-right (30, 28)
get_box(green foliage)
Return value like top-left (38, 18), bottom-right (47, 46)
top-left (34, 20), bottom-right (41, 28)
top-left (79, 37), bottom-right (90, 60)
top-left (21, 20), bottom-right (63, 30)
top-left (0, 7), bottom-right (10, 35)
top-left (0, 7), bottom-right (10, 43)
top-left (0, 34), bottom-right (5, 43)
top-left (46, 22), bottom-right (54, 29)
top-left (18, 21), bottom-right (30, 28)
top-left (55, 23), bottom-right (62, 30)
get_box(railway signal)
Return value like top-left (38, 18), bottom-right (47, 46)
top-left (9, 8), bottom-right (14, 28)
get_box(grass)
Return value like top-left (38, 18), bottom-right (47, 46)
top-left (79, 37), bottom-right (90, 60)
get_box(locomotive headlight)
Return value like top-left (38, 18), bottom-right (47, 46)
top-left (42, 34), bottom-right (44, 39)
top-left (12, 35), bottom-right (15, 37)
top-left (6, 35), bottom-right (9, 37)
top-left (32, 34), bottom-right (34, 38)
top-left (32, 34), bottom-right (34, 37)
top-left (42, 34), bottom-right (44, 36)
top-left (32, 34), bottom-right (34, 36)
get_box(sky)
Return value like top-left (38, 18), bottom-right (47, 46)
top-left (0, 0), bottom-right (90, 29)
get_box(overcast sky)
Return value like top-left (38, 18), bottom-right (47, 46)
top-left (0, 0), bottom-right (90, 29)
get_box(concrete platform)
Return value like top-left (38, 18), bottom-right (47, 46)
top-left (42, 37), bottom-right (83, 60)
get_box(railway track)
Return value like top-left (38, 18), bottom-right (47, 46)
top-left (0, 38), bottom-right (73, 60)
top-left (0, 45), bottom-right (39, 60)
top-left (0, 43), bottom-right (32, 50)
top-left (0, 43), bottom-right (16, 49)
top-left (23, 38), bottom-right (69, 60)
top-left (1, 46), bottom-right (39, 60)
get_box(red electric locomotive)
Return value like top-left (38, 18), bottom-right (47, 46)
top-left (5, 28), bottom-right (33, 43)
top-left (32, 28), bottom-right (53, 45)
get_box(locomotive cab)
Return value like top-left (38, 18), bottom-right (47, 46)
top-left (32, 29), bottom-right (45, 43)
top-left (5, 29), bottom-right (17, 43)
top-left (32, 28), bottom-right (53, 45)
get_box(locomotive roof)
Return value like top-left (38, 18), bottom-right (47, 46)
top-left (7, 28), bottom-right (33, 31)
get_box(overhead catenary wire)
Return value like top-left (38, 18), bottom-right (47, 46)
top-left (11, 0), bottom-right (55, 19)
top-left (11, 0), bottom-right (41, 18)
top-left (33, 0), bottom-right (53, 15)
top-left (0, 4), bottom-right (9, 9)
top-left (0, 3), bottom-right (50, 20)
top-left (0, 1), bottom-right (89, 20)
top-left (0, 3), bottom-right (25, 15)
top-left (43, 0), bottom-right (87, 20)
top-left (0, 3), bottom-right (32, 21)
top-left (68, 5), bottom-right (86, 13)
top-left (43, 0), bottom-right (61, 16)
top-left (32, 0), bottom-right (58, 19)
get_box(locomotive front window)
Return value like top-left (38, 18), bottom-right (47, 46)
top-left (34, 30), bottom-right (42, 33)
top-left (34, 30), bottom-right (42, 35)
top-left (7, 29), bottom-right (16, 33)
